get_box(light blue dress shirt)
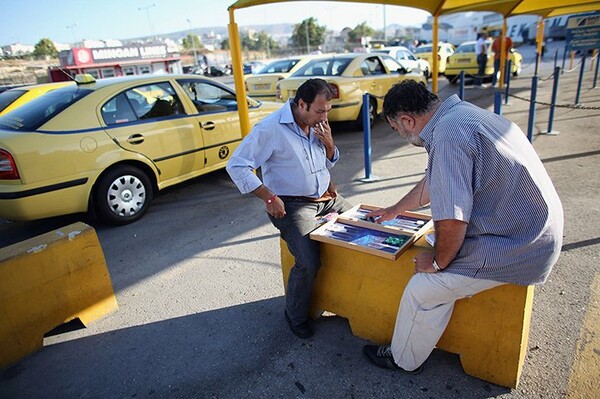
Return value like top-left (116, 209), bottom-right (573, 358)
top-left (226, 100), bottom-right (339, 198)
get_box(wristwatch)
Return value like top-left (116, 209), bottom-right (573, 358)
top-left (432, 259), bottom-right (442, 272)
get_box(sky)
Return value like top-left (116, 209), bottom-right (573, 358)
top-left (0, 0), bottom-right (430, 45)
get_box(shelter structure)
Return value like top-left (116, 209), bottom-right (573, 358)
top-left (227, 0), bottom-right (600, 136)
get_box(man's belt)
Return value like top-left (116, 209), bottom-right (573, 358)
top-left (279, 195), bottom-right (333, 203)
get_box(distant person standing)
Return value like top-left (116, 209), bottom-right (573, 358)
top-left (474, 32), bottom-right (487, 87)
top-left (491, 34), bottom-right (513, 86)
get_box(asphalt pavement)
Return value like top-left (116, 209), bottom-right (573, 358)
top-left (1, 41), bottom-right (599, 398)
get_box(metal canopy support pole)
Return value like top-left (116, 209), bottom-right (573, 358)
top-left (498, 18), bottom-right (507, 90)
top-left (228, 8), bottom-right (251, 138)
top-left (432, 15), bottom-right (439, 93)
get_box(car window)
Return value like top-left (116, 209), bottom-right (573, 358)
top-left (102, 82), bottom-right (184, 125)
top-left (455, 44), bottom-right (476, 54)
top-left (258, 59), bottom-right (300, 74)
top-left (177, 79), bottom-right (238, 113)
top-left (381, 56), bottom-right (405, 74)
top-left (363, 57), bottom-right (386, 75)
top-left (293, 57), bottom-right (353, 76)
top-left (415, 46), bottom-right (431, 54)
top-left (0, 90), bottom-right (26, 113)
top-left (0, 87), bottom-right (93, 131)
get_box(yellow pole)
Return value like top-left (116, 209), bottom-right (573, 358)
top-left (535, 17), bottom-right (545, 76)
top-left (498, 19), bottom-right (507, 89)
top-left (228, 8), bottom-right (251, 137)
top-left (432, 15), bottom-right (439, 93)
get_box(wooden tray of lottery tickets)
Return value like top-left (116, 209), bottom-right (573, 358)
top-left (310, 204), bottom-right (433, 260)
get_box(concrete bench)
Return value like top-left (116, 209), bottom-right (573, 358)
top-left (0, 222), bottom-right (118, 368)
top-left (280, 237), bottom-right (533, 388)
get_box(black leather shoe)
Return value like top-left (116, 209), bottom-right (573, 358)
top-left (363, 345), bottom-right (423, 374)
top-left (284, 311), bottom-right (313, 339)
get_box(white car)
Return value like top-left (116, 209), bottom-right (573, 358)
top-left (372, 46), bottom-right (431, 79)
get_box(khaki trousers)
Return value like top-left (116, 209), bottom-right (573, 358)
top-left (391, 272), bottom-right (504, 371)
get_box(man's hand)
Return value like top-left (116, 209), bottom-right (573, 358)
top-left (267, 196), bottom-right (286, 218)
top-left (412, 251), bottom-right (437, 273)
top-left (366, 204), bottom-right (401, 223)
top-left (314, 120), bottom-right (334, 160)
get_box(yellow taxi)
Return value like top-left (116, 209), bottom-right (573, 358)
top-left (245, 56), bottom-right (315, 100)
top-left (444, 39), bottom-right (523, 83)
top-left (414, 42), bottom-right (456, 74)
top-left (0, 81), bottom-right (74, 116)
top-left (0, 74), bottom-right (281, 225)
top-left (276, 53), bottom-right (426, 127)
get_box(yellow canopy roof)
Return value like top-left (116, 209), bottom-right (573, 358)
top-left (228, 0), bottom-right (600, 18)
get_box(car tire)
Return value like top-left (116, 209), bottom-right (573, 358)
top-left (353, 96), bottom-right (377, 131)
top-left (94, 165), bottom-right (153, 225)
top-left (513, 63), bottom-right (522, 77)
top-left (446, 75), bottom-right (458, 84)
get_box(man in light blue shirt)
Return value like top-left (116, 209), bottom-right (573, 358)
top-left (227, 79), bottom-right (352, 339)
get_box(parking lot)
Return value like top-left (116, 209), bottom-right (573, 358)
top-left (1, 42), bottom-right (599, 398)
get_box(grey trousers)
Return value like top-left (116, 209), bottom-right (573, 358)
top-left (269, 195), bottom-right (352, 325)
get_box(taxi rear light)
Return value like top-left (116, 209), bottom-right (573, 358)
top-left (276, 84), bottom-right (281, 100)
top-left (329, 83), bottom-right (340, 99)
top-left (0, 149), bottom-right (20, 180)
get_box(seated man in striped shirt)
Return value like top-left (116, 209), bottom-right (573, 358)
top-left (363, 80), bottom-right (564, 374)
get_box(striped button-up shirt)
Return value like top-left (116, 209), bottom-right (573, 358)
top-left (420, 95), bottom-right (563, 285)
top-left (227, 100), bottom-right (338, 198)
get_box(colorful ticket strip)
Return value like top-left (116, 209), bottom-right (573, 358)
top-left (323, 222), bottom-right (411, 254)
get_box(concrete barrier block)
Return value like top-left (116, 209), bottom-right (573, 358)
top-left (0, 222), bottom-right (118, 368)
top-left (281, 238), bottom-right (533, 388)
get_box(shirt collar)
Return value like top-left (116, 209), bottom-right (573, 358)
top-left (279, 99), bottom-right (296, 125)
top-left (419, 94), bottom-right (461, 149)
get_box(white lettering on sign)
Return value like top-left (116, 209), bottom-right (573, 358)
top-left (140, 46), bottom-right (167, 58)
top-left (92, 47), bottom-right (140, 60)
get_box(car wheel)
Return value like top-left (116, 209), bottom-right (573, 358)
top-left (513, 63), bottom-right (522, 77)
top-left (354, 96), bottom-right (377, 130)
top-left (424, 67), bottom-right (430, 79)
top-left (446, 75), bottom-right (458, 84)
top-left (94, 165), bottom-right (153, 225)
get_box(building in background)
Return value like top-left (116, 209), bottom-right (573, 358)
top-left (48, 43), bottom-right (182, 81)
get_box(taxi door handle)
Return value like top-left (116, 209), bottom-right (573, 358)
top-left (127, 134), bottom-right (144, 145)
top-left (202, 121), bottom-right (215, 131)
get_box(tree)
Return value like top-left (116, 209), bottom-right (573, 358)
top-left (290, 17), bottom-right (326, 53)
top-left (181, 34), bottom-right (202, 50)
top-left (348, 22), bottom-right (376, 45)
top-left (33, 38), bottom-right (57, 58)
top-left (241, 31), bottom-right (279, 52)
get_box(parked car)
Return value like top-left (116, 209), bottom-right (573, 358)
top-left (371, 46), bottom-right (431, 78)
top-left (414, 42), bottom-right (456, 74)
top-left (444, 39), bottom-right (523, 83)
top-left (276, 53), bottom-right (426, 127)
top-left (0, 81), bottom-right (74, 116)
top-left (243, 61), bottom-right (266, 75)
top-left (0, 74), bottom-right (281, 225)
top-left (245, 56), bottom-right (315, 100)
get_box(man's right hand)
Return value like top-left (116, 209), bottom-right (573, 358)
top-left (267, 197), bottom-right (286, 218)
top-left (366, 204), bottom-right (400, 223)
